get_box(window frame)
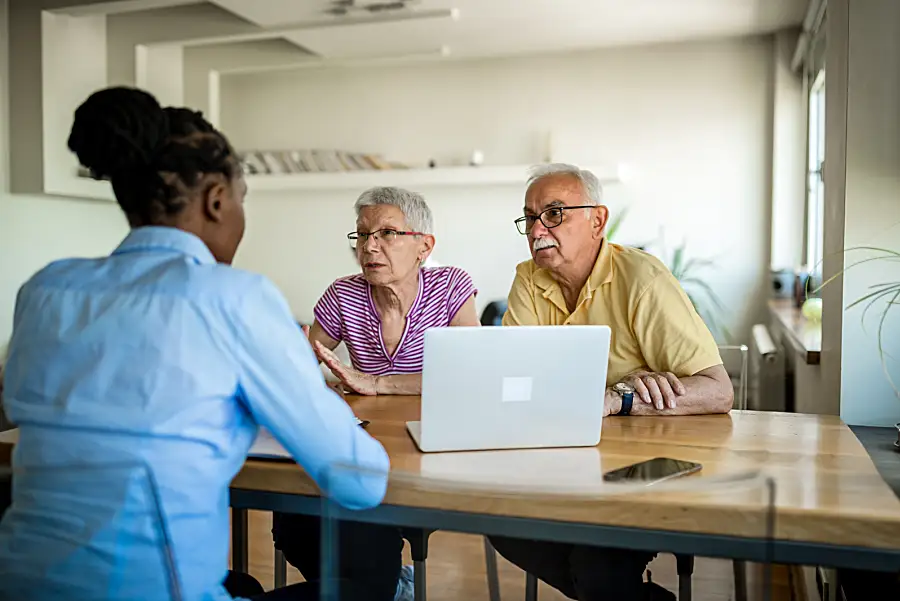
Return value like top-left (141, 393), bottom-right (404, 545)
top-left (805, 69), bottom-right (826, 282)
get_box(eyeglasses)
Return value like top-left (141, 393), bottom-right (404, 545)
top-left (513, 205), bottom-right (595, 235)
top-left (348, 229), bottom-right (425, 250)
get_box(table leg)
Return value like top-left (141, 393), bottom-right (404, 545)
top-left (232, 507), bottom-right (249, 574)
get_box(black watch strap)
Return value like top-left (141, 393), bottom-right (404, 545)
top-left (616, 391), bottom-right (634, 416)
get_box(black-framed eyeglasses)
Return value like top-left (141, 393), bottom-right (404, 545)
top-left (513, 205), bottom-right (595, 235)
top-left (347, 229), bottom-right (425, 249)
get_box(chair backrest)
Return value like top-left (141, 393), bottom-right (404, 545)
top-left (718, 344), bottom-right (749, 410)
top-left (479, 300), bottom-right (508, 326)
top-left (0, 462), bottom-right (181, 601)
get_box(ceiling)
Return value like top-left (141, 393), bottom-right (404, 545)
top-left (207, 0), bottom-right (808, 60)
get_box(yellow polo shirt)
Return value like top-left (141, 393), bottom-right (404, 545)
top-left (503, 241), bottom-right (722, 386)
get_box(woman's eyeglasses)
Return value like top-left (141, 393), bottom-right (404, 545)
top-left (513, 205), bottom-right (595, 235)
top-left (348, 229), bottom-right (424, 250)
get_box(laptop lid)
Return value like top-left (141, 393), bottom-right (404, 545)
top-left (419, 326), bottom-right (610, 451)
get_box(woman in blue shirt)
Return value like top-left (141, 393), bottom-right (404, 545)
top-left (0, 87), bottom-right (389, 601)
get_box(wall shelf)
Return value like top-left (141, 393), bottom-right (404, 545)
top-left (246, 164), bottom-right (623, 193)
top-left (64, 164), bottom-right (623, 201)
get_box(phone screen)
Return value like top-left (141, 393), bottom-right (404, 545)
top-left (602, 457), bottom-right (701, 483)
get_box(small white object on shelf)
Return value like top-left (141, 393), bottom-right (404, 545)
top-left (247, 164), bottom-right (624, 193)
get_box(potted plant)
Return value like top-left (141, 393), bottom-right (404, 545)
top-left (663, 242), bottom-right (731, 343)
top-left (814, 245), bottom-right (900, 448)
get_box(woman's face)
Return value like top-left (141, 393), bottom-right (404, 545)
top-left (355, 204), bottom-right (432, 287)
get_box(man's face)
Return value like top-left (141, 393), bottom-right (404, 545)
top-left (523, 175), bottom-right (606, 272)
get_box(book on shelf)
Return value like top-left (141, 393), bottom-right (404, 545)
top-left (238, 149), bottom-right (406, 175)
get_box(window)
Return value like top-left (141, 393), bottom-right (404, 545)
top-left (806, 70), bottom-right (826, 281)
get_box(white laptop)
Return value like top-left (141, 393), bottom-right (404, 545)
top-left (407, 325), bottom-right (610, 453)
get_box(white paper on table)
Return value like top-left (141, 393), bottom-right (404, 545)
top-left (248, 420), bottom-right (364, 461)
top-left (248, 428), bottom-right (291, 460)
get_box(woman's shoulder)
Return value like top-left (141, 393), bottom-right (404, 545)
top-left (421, 265), bottom-right (472, 287)
top-left (326, 272), bottom-right (369, 295)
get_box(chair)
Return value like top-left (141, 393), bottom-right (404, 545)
top-left (0, 461), bottom-right (181, 601)
top-left (487, 344), bottom-right (751, 601)
top-left (479, 300), bottom-right (508, 326)
top-left (675, 344), bottom-right (749, 601)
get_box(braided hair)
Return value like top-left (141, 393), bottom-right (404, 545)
top-left (67, 87), bottom-right (238, 226)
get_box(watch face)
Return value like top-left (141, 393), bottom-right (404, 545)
top-left (614, 382), bottom-right (634, 395)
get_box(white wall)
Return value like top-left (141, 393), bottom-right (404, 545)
top-left (0, 0), bottom-right (127, 349)
top-left (823, 0), bottom-right (900, 426)
top-left (222, 37), bottom-right (776, 341)
top-left (769, 29), bottom-right (806, 272)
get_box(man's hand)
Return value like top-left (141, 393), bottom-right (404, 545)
top-left (313, 340), bottom-right (378, 396)
top-left (622, 370), bottom-right (686, 410)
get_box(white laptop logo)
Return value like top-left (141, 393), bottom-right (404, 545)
top-left (502, 376), bottom-right (533, 402)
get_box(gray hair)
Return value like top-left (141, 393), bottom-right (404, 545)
top-left (527, 163), bottom-right (603, 205)
top-left (354, 186), bottom-right (434, 234)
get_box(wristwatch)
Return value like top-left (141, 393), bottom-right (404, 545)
top-left (612, 382), bottom-right (635, 416)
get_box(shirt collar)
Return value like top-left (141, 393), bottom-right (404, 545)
top-left (112, 226), bottom-right (217, 265)
top-left (533, 239), bottom-right (614, 312)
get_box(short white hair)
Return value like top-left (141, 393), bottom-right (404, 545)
top-left (527, 163), bottom-right (603, 205)
top-left (354, 186), bottom-right (434, 234)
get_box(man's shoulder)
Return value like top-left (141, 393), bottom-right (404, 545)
top-left (610, 244), bottom-right (670, 290)
top-left (512, 258), bottom-right (539, 280)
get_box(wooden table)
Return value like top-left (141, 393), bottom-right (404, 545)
top-left (4, 399), bottom-right (900, 573)
top-left (231, 396), bottom-right (900, 573)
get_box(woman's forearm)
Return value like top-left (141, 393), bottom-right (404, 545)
top-left (374, 373), bottom-right (422, 395)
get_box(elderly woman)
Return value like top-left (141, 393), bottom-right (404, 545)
top-left (273, 187), bottom-right (480, 601)
top-left (310, 186), bottom-right (480, 394)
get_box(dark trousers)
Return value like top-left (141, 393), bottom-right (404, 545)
top-left (490, 536), bottom-right (657, 601)
top-left (224, 571), bottom-right (374, 601)
top-left (272, 512), bottom-right (403, 601)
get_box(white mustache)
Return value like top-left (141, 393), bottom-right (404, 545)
top-left (533, 238), bottom-right (559, 252)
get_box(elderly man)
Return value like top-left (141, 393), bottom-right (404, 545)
top-left (490, 164), bottom-right (733, 601)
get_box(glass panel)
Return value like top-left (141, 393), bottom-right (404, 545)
top-left (0, 463), bottom-right (180, 601)
top-left (319, 459), bottom-right (776, 601)
top-left (807, 71), bottom-right (826, 281)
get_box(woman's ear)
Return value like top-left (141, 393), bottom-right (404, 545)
top-left (202, 180), bottom-right (229, 223)
top-left (419, 234), bottom-right (436, 264)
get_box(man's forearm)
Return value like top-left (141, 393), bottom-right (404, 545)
top-left (607, 367), bottom-right (733, 416)
top-left (375, 373), bottom-right (422, 396)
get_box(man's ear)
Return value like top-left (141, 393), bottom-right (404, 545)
top-left (593, 205), bottom-right (610, 239)
top-left (202, 181), bottom-right (228, 223)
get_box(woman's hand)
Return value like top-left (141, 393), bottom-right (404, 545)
top-left (313, 340), bottom-right (378, 396)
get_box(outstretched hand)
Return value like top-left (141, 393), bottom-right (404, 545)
top-left (313, 340), bottom-right (378, 396)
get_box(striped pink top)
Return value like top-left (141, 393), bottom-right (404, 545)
top-left (314, 266), bottom-right (476, 375)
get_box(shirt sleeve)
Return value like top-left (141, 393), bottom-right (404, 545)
top-left (445, 268), bottom-right (477, 321)
top-left (230, 277), bottom-right (389, 510)
top-left (631, 271), bottom-right (722, 377)
top-left (502, 263), bottom-right (540, 326)
top-left (312, 282), bottom-right (344, 342)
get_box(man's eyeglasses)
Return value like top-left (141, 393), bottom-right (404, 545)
top-left (514, 205), bottom-right (595, 235)
top-left (348, 229), bottom-right (424, 250)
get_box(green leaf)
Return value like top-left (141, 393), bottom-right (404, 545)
top-left (606, 208), bottom-right (628, 242)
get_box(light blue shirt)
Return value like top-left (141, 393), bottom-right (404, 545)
top-left (0, 227), bottom-right (389, 601)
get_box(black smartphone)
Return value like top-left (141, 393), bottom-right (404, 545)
top-left (357, 418), bottom-right (370, 429)
top-left (602, 457), bottom-right (702, 484)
